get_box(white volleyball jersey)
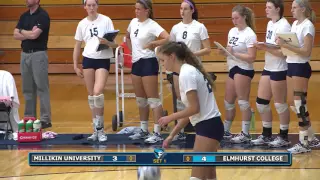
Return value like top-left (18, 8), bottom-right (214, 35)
top-left (75, 14), bottom-right (115, 59)
top-left (127, 18), bottom-right (164, 63)
top-left (227, 27), bottom-right (257, 70)
top-left (286, 19), bottom-right (315, 63)
top-left (170, 20), bottom-right (209, 54)
top-left (179, 64), bottom-right (221, 126)
top-left (264, 17), bottom-right (291, 71)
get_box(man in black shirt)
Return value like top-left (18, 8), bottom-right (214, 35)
top-left (13, 0), bottom-right (52, 129)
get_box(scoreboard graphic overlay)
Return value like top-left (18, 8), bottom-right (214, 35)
top-left (29, 149), bottom-right (292, 166)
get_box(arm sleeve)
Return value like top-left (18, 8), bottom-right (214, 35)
top-left (302, 24), bottom-right (315, 38)
top-left (245, 32), bottom-right (257, 48)
top-left (180, 71), bottom-right (197, 95)
top-left (150, 22), bottom-right (165, 37)
top-left (15, 15), bottom-right (23, 29)
top-left (169, 26), bottom-right (176, 41)
top-left (199, 24), bottom-right (209, 40)
top-left (36, 13), bottom-right (50, 31)
top-left (74, 22), bottom-right (83, 41)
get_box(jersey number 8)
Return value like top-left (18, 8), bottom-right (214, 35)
top-left (182, 31), bottom-right (188, 39)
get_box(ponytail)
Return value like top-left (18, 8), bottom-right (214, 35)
top-left (157, 41), bottom-right (215, 90)
top-left (295, 0), bottom-right (316, 23)
top-left (309, 9), bottom-right (316, 23)
top-left (232, 5), bottom-right (256, 32)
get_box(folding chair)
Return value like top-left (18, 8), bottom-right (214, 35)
top-left (0, 97), bottom-right (13, 140)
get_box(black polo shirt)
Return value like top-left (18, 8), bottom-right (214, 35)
top-left (16, 6), bottom-right (50, 52)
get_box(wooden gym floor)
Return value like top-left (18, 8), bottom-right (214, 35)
top-left (0, 73), bottom-right (320, 179)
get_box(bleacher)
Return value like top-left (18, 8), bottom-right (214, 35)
top-left (0, 0), bottom-right (319, 74)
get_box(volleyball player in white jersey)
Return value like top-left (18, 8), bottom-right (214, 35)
top-left (73, 0), bottom-right (118, 142)
top-left (157, 41), bottom-right (223, 180)
top-left (217, 5), bottom-right (257, 143)
top-left (126, 0), bottom-right (170, 144)
top-left (251, 0), bottom-right (291, 147)
top-left (169, 0), bottom-right (211, 141)
top-left (276, 0), bottom-right (319, 154)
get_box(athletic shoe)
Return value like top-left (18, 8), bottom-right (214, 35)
top-left (251, 135), bottom-right (273, 145)
top-left (129, 129), bottom-right (150, 140)
top-left (230, 131), bottom-right (251, 143)
top-left (287, 143), bottom-right (311, 154)
top-left (268, 136), bottom-right (291, 148)
top-left (144, 132), bottom-right (163, 144)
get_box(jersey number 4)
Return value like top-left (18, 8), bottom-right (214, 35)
top-left (134, 29), bottom-right (139, 37)
top-left (204, 76), bottom-right (212, 93)
top-left (90, 27), bottom-right (98, 37)
top-left (182, 31), bottom-right (188, 39)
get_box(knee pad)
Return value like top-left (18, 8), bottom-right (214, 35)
top-left (148, 98), bottom-right (162, 109)
top-left (177, 99), bottom-right (185, 111)
top-left (238, 100), bottom-right (250, 111)
top-left (256, 97), bottom-right (270, 113)
top-left (88, 95), bottom-right (95, 109)
top-left (274, 103), bottom-right (288, 114)
top-left (136, 97), bottom-right (148, 108)
top-left (224, 100), bottom-right (235, 111)
top-left (93, 94), bottom-right (104, 108)
top-left (294, 91), bottom-right (310, 126)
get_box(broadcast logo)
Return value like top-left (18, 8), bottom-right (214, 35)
top-left (153, 148), bottom-right (167, 164)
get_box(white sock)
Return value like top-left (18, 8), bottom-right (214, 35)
top-left (95, 115), bottom-right (104, 130)
top-left (242, 121), bottom-right (251, 135)
top-left (141, 121), bottom-right (148, 132)
top-left (154, 124), bottom-right (161, 133)
top-left (178, 119), bottom-right (184, 133)
top-left (299, 130), bottom-right (308, 146)
top-left (180, 128), bottom-right (184, 133)
top-left (224, 120), bottom-right (233, 132)
top-left (307, 126), bottom-right (315, 141)
top-left (280, 124), bottom-right (289, 130)
top-left (262, 121), bottom-right (272, 128)
top-left (190, 177), bottom-right (202, 180)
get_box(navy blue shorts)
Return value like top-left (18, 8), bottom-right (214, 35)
top-left (82, 57), bottom-right (110, 71)
top-left (229, 66), bottom-right (255, 79)
top-left (194, 116), bottom-right (224, 142)
top-left (287, 62), bottom-right (312, 79)
top-left (131, 57), bottom-right (159, 77)
top-left (262, 69), bottom-right (287, 81)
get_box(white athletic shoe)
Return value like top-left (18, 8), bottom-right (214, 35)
top-left (287, 143), bottom-right (311, 154)
top-left (87, 131), bottom-right (98, 141)
top-left (223, 131), bottom-right (233, 140)
top-left (251, 135), bottom-right (273, 145)
top-left (172, 132), bottom-right (186, 142)
top-left (144, 132), bottom-right (163, 144)
top-left (129, 129), bottom-right (150, 140)
top-left (97, 129), bottom-right (107, 142)
top-left (230, 131), bottom-right (251, 143)
top-left (309, 137), bottom-right (320, 148)
top-left (268, 136), bottom-right (291, 148)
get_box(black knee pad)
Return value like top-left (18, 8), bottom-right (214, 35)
top-left (256, 97), bottom-right (270, 105)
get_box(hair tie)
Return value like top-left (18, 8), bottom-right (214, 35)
top-left (183, 0), bottom-right (195, 13)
